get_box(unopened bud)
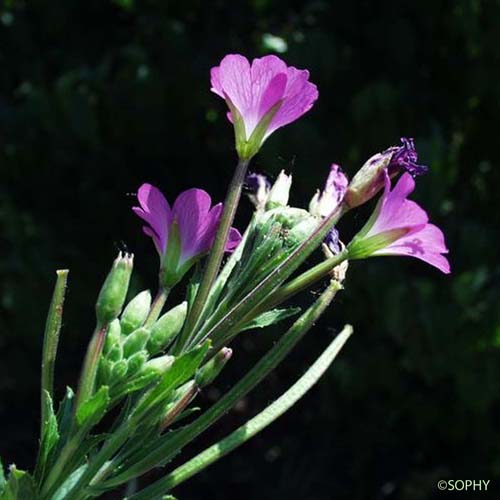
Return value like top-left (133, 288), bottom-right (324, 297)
top-left (120, 290), bottom-right (152, 335)
top-left (123, 327), bottom-right (150, 358)
top-left (195, 347), bottom-right (232, 388)
top-left (266, 170), bottom-right (292, 209)
top-left (96, 252), bottom-right (133, 325)
top-left (103, 319), bottom-right (121, 357)
top-left (142, 354), bottom-right (175, 376)
top-left (111, 359), bottom-right (128, 381)
top-left (126, 350), bottom-right (148, 377)
top-left (147, 301), bottom-right (188, 355)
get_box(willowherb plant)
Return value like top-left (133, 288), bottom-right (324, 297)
top-left (0, 54), bottom-right (450, 500)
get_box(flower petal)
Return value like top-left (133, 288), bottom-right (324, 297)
top-left (373, 224), bottom-right (450, 273)
top-left (266, 66), bottom-right (318, 137)
top-left (226, 227), bottom-right (242, 251)
top-left (367, 173), bottom-right (428, 236)
top-left (132, 183), bottom-right (171, 253)
top-left (173, 188), bottom-right (213, 261)
top-left (217, 54), bottom-right (252, 119)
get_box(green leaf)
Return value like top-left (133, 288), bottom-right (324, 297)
top-left (51, 464), bottom-right (88, 500)
top-left (134, 342), bottom-right (210, 418)
top-left (128, 325), bottom-right (353, 499)
top-left (76, 386), bottom-right (110, 429)
top-left (53, 386), bottom-right (75, 455)
top-left (35, 390), bottom-right (60, 480)
top-left (1, 466), bottom-right (36, 500)
top-left (240, 307), bottom-right (301, 332)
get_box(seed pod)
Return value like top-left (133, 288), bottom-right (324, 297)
top-left (120, 290), bottom-right (152, 335)
top-left (123, 327), bottom-right (150, 358)
top-left (96, 252), bottom-right (133, 325)
top-left (147, 302), bottom-right (187, 355)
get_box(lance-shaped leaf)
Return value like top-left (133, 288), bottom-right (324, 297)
top-left (35, 390), bottom-right (60, 481)
top-left (76, 386), bottom-right (110, 429)
top-left (129, 325), bottom-right (353, 499)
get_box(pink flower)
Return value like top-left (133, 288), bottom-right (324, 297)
top-left (210, 54), bottom-right (318, 159)
top-left (309, 164), bottom-right (349, 217)
top-left (133, 184), bottom-right (242, 286)
top-left (348, 172), bottom-right (450, 274)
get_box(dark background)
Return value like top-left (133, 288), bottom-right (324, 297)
top-left (1, 1), bottom-right (499, 499)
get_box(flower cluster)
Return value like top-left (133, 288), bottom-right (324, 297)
top-left (5, 52), bottom-right (450, 500)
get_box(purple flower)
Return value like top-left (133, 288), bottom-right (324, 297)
top-left (345, 137), bottom-right (428, 209)
top-left (309, 164), bottom-right (348, 217)
top-left (210, 54), bottom-right (318, 159)
top-left (348, 172), bottom-right (450, 274)
top-left (133, 183), bottom-right (242, 286)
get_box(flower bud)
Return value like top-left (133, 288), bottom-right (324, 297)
top-left (309, 164), bottom-right (348, 217)
top-left (106, 341), bottom-right (123, 363)
top-left (266, 170), bottom-right (292, 209)
top-left (195, 347), bottom-right (232, 388)
top-left (344, 150), bottom-right (393, 209)
top-left (142, 354), bottom-right (175, 376)
top-left (111, 359), bottom-right (128, 381)
top-left (345, 138), bottom-right (428, 209)
top-left (98, 358), bottom-right (113, 385)
top-left (123, 327), bottom-right (150, 358)
top-left (103, 319), bottom-right (121, 356)
top-left (96, 252), bottom-right (133, 325)
top-left (147, 301), bottom-right (188, 355)
top-left (120, 290), bottom-right (152, 335)
top-left (126, 350), bottom-right (148, 377)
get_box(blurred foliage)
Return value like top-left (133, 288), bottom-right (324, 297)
top-left (1, 1), bottom-right (499, 499)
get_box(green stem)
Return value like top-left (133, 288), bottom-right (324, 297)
top-left (176, 157), bottom-right (250, 352)
top-left (144, 287), bottom-right (169, 326)
top-left (75, 323), bottom-right (108, 411)
top-left (258, 249), bottom-right (349, 313)
top-left (195, 205), bottom-right (347, 347)
top-left (130, 324), bottom-right (353, 499)
top-left (40, 426), bottom-right (87, 498)
top-left (99, 279), bottom-right (343, 489)
top-left (35, 270), bottom-right (69, 480)
top-left (209, 249), bottom-right (350, 353)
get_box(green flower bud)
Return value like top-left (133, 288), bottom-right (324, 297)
top-left (195, 347), bottom-right (232, 388)
top-left (344, 150), bottom-right (393, 209)
top-left (96, 252), bottom-right (133, 325)
top-left (111, 359), bottom-right (128, 381)
top-left (98, 358), bottom-right (113, 386)
top-left (103, 319), bottom-right (121, 356)
top-left (147, 302), bottom-right (188, 355)
top-left (120, 290), bottom-right (152, 335)
top-left (126, 350), bottom-right (148, 377)
top-left (266, 170), bottom-right (292, 209)
top-left (106, 341), bottom-right (123, 363)
top-left (141, 354), bottom-right (175, 377)
top-left (123, 327), bottom-right (150, 358)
